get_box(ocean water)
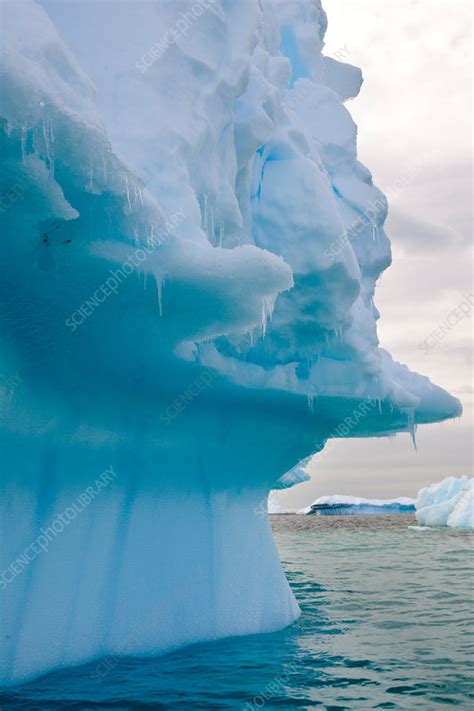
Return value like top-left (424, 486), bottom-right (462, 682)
top-left (2, 514), bottom-right (473, 710)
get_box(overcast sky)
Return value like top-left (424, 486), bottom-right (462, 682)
top-left (280, 0), bottom-right (473, 509)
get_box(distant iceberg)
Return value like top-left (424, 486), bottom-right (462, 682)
top-left (298, 495), bottom-right (416, 516)
top-left (415, 476), bottom-right (474, 529)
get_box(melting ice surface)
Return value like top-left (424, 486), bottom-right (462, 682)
top-left (415, 477), bottom-right (474, 529)
top-left (298, 495), bottom-right (416, 516)
top-left (0, 0), bottom-right (461, 685)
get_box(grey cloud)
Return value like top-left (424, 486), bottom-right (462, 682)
top-left (385, 207), bottom-right (461, 252)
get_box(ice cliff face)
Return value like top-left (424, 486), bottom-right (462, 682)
top-left (0, 0), bottom-right (461, 684)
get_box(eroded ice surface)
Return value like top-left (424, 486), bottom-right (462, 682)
top-left (416, 477), bottom-right (473, 529)
top-left (298, 495), bottom-right (416, 516)
top-left (0, 0), bottom-right (461, 685)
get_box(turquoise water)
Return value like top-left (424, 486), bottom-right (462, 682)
top-left (2, 515), bottom-right (473, 709)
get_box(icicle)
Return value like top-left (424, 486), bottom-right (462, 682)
top-left (372, 223), bottom-right (377, 241)
top-left (307, 394), bottom-right (314, 414)
top-left (153, 272), bottom-right (164, 316)
top-left (266, 296), bottom-right (275, 322)
top-left (125, 175), bottom-right (132, 214)
top-left (401, 408), bottom-right (418, 451)
top-left (132, 183), bottom-right (144, 211)
top-left (42, 116), bottom-right (54, 176)
top-left (202, 194), bottom-right (208, 235)
top-left (261, 297), bottom-right (275, 338)
top-left (208, 202), bottom-right (215, 243)
top-left (148, 224), bottom-right (156, 250)
top-left (20, 126), bottom-right (27, 163)
top-left (377, 397), bottom-right (383, 414)
top-left (406, 410), bottom-right (418, 451)
top-left (157, 279), bottom-right (163, 316)
top-left (218, 222), bottom-right (224, 248)
top-left (373, 224), bottom-right (379, 242)
top-left (261, 300), bottom-right (268, 338)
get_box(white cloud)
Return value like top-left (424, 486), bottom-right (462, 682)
top-left (280, 0), bottom-right (472, 508)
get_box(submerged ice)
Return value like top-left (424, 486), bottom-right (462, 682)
top-left (0, 0), bottom-right (461, 685)
top-left (415, 477), bottom-right (473, 529)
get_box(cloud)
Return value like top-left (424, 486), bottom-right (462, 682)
top-left (385, 207), bottom-right (462, 252)
top-left (280, 0), bottom-right (473, 503)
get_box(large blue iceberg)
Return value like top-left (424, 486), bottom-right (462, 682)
top-left (0, 0), bottom-right (461, 685)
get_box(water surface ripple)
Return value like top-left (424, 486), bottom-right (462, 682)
top-left (1, 515), bottom-right (473, 709)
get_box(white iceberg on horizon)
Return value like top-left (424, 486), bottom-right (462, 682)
top-left (415, 476), bottom-right (474, 529)
top-left (298, 494), bottom-right (416, 515)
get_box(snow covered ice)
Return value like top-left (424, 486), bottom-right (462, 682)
top-left (298, 495), bottom-right (416, 516)
top-left (0, 0), bottom-right (461, 685)
top-left (415, 477), bottom-right (473, 529)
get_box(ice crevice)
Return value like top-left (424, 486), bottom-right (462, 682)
top-left (0, 0), bottom-right (461, 685)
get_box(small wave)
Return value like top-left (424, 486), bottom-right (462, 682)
top-left (408, 525), bottom-right (433, 531)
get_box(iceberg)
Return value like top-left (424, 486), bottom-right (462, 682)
top-left (415, 477), bottom-right (474, 529)
top-left (297, 495), bottom-right (416, 516)
top-left (0, 0), bottom-right (461, 685)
